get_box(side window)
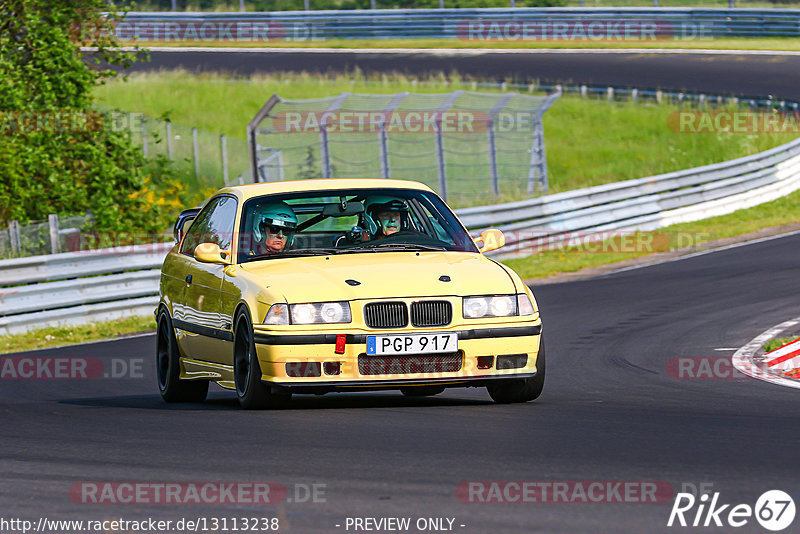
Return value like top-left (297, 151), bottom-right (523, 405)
top-left (180, 196), bottom-right (238, 256)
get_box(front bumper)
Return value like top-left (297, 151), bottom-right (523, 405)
top-left (252, 322), bottom-right (542, 390)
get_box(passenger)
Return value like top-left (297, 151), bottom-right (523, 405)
top-left (250, 201), bottom-right (297, 255)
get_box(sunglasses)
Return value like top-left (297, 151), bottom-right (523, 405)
top-left (267, 225), bottom-right (294, 236)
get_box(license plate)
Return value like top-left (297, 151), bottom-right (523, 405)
top-left (366, 332), bottom-right (457, 355)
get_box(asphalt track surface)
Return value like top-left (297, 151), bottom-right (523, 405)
top-left (126, 48), bottom-right (800, 101)
top-left (3, 232), bottom-right (800, 533)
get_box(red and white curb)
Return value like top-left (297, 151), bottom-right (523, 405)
top-left (732, 316), bottom-right (800, 390)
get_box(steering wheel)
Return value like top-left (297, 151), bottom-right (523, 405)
top-left (335, 225), bottom-right (367, 247)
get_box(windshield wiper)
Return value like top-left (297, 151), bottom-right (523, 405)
top-left (244, 248), bottom-right (341, 261)
top-left (362, 243), bottom-right (447, 252)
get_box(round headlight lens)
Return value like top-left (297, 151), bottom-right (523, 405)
top-left (291, 304), bottom-right (316, 324)
top-left (490, 295), bottom-right (516, 317)
top-left (464, 297), bottom-right (489, 318)
top-left (320, 302), bottom-right (345, 323)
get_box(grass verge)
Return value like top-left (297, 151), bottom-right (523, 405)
top-left (0, 316), bottom-right (155, 355)
top-left (94, 71), bottom-right (798, 204)
top-left (501, 186), bottom-right (800, 279)
top-left (133, 37), bottom-right (800, 52)
top-left (763, 336), bottom-right (800, 354)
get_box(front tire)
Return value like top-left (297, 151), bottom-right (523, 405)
top-left (156, 309), bottom-right (209, 403)
top-left (487, 338), bottom-right (546, 404)
top-left (233, 310), bottom-right (291, 410)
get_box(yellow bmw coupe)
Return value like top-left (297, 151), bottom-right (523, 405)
top-left (157, 179), bottom-right (544, 409)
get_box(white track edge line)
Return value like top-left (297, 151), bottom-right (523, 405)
top-left (601, 228), bottom-right (800, 278)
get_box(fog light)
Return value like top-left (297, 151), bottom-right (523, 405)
top-left (286, 362), bottom-right (321, 377)
top-left (477, 356), bottom-right (494, 370)
top-left (496, 354), bottom-right (527, 370)
top-left (323, 362), bottom-right (341, 376)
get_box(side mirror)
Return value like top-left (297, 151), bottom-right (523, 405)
top-left (474, 229), bottom-right (505, 253)
top-left (174, 208), bottom-right (200, 243)
top-left (194, 243), bottom-right (232, 265)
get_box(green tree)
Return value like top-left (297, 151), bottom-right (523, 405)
top-left (0, 0), bottom-right (178, 233)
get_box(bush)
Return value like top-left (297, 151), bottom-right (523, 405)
top-left (0, 0), bottom-right (183, 235)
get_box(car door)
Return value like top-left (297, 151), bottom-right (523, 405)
top-left (175, 195), bottom-right (238, 365)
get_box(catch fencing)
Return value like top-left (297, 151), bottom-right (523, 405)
top-left (2, 135), bottom-right (800, 335)
top-left (0, 215), bottom-right (94, 260)
top-left (118, 8), bottom-right (800, 40)
top-left (247, 90), bottom-right (561, 206)
top-left (102, 109), bottom-right (252, 192)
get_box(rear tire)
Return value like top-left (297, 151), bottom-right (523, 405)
top-left (487, 338), bottom-right (546, 404)
top-left (400, 386), bottom-right (446, 397)
top-left (156, 309), bottom-right (209, 403)
top-left (233, 310), bottom-right (291, 410)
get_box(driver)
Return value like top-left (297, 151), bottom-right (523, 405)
top-left (364, 196), bottom-right (410, 239)
top-left (250, 201), bottom-right (297, 256)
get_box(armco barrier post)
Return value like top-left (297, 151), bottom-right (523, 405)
top-left (528, 118), bottom-right (548, 194)
top-left (192, 128), bottom-right (199, 177)
top-left (221, 135), bottom-right (229, 184)
top-left (48, 214), bottom-right (60, 254)
top-left (141, 115), bottom-right (148, 157)
top-left (166, 121), bottom-right (173, 160)
top-left (8, 221), bottom-right (20, 256)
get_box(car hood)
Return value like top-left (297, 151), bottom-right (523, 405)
top-left (239, 251), bottom-right (516, 303)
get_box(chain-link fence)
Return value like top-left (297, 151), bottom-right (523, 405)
top-left (1, 214), bottom-right (94, 259)
top-left (104, 109), bottom-right (252, 195)
top-left (248, 90), bottom-right (560, 207)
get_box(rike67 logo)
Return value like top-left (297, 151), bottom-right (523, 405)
top-left (668, 490), bottom-right (796, 531)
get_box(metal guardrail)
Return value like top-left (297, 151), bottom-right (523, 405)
top-left (0, 243), bottom-right (171, 336)
top-left (458, 136), bottom-right (800, 254)
top-left (119, 8), bottom-right (800, 39)
top-left (1, 135), bottom-right (800, 334)
top-left (0, 242), bottom-right (173, 286)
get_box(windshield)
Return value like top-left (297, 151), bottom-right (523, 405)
top-left (238, 188), bottom-right (478, 263)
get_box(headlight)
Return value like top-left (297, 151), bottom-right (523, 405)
top-left (463, 295), bottom-right (517, 318)
top-left (290, 301), bottom-right (352, 325)
top-left (263, 302), bottom-right (352, 325)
